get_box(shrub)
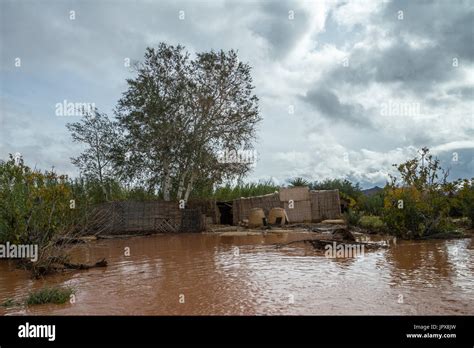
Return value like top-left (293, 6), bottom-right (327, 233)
top-left (0, 156), bottom-right (81, 245)
top-left (382, 148), bottom-right (453, 238)
top-left (311, 178), bottom-right (363, 202)
top-left (288, 177), bottom-right (310, 187)
top-left (358, 192), bottom-right (385, 216)
top-left (358, 215), bottom-right (385, 231)
top-left (456, 179), bottom-right (474, 228)
top-left (26, 287), bottom-right (75, 305)
top-left (344, 209), bottom-right (363, 226)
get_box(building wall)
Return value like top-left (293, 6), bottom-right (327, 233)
top-left (280, 187), bottom-right (312, 223)
top-left (187, 199), bottom-right (220, 224)
top-left (283, 200), bottom-right (312, 223)
top-left (88, 189), bottom-right (342, 233)
top-left (88, 201), bottom-right (205, 234)
top-left (310, 190), bottom-right (341, 221)
top-left (232, 188), bottom-right (341, 225)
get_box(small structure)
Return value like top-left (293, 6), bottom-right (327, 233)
top-left (232, 192), bottom-right (280, 225)
top-left (268, 207), bottom-right (287, 225)
top-left (86, 186), bottom-right (342, 235)
top-left (232, 187), bottom-right (341, 225)
top-left (248, 208), bottom-right (266, 228)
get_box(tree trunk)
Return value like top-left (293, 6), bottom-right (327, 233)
top-left (184, 171), bottom-right (196, 202)
top-left (176, 170), bottom-right (187, 200)
top-left (162, 161), bottom-right (172, 201)
top-left (163, 174), bottom-right (172, 201)
top-left (96, 149), bottom-right (107, 201)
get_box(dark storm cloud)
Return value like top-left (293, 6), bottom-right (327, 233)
top-left (249, 0), bottom-right (310, 59)
top-left (371, 0), bottom-right (473, 92)
top-left (447, 86), bottom-right (474, 100)
top-left (1, 1), bottom-right (196, 75)
top-left (301, 0), bottom-right (474, 125)
top-left (320, 31), bottom-right (466, 97)
top-left (371, 44), bottom-right (454, 89)
top-left (300, 87), bottom-right (372, 127)
top-left (383, 0), bottom-right (474, 60)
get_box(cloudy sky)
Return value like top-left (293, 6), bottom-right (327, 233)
top-left (1, 0), bottom-right (473, 188)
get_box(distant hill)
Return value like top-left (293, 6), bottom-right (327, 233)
top-left (362, 186), bottom-right (383, 196)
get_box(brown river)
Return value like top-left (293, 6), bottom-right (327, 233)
top-left (0, 232), bottom-right (473, 315)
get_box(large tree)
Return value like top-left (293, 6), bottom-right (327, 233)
top-left (116, 43), bottom-right (260, 201)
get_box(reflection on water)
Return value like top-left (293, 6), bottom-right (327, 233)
top-left (0, 232), bottom-right (472, 315)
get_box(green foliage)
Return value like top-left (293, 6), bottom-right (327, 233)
top-left (70, 177), bottom-right (159, 204)
top-left (382, 148), bottom-right (453, 238)
top-left (311, 178), bottom-right (362, 202)
top-left (125, 187), bottom-right (159, 201)
top-left (115, 43), bottom-right (261, 201)
top-left (344, 208), bottom-right (363, 226)
top-left (66, 110), bottom-right (122, 192)
top-left (2, 288), bottom-right (74, 308)
top-left (26, 287), bottom-right (74, 305)
top-left (0, 154), bottom-right (164, 274)
top-left (201, 180), bottom-right (279, 201)
top-left (288, 177), bottom-right (310, 187)
top-left (358, 215), bottom-right (385, 231)
top-left (455, 179), bottom-right (474, 227)
top-left (0, 155), bottom-right (83, 245)
top-left (358, 192), bottom-right (385, 216)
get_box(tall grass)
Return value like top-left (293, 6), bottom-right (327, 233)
top-left (210, 180), bottom-right (279, 201)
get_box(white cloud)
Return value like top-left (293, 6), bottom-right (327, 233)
top-left (331, 0), bottom-right (384, 29)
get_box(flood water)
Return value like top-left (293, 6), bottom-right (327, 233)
top-left (1, 232), bottom-right (473, 315)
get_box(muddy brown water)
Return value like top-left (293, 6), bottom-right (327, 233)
top-left (0, 232), bottom-right (473, 315)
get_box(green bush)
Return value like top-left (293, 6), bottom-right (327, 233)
top-left (26, 287), bottom-right (75, 305)
top-left (456, 179), bottom-right (474, 228)
top-left (358, 215), bottom-right (385, 231)
top-left (0, 155), bottom-right (164, 248)
top-left (288, 177), bottom-right (310, 187)
top-left (311, 178), bottom-right (363, 202)
top-left (0, 156), bottom-right (82, 245)
top-left (344, 209), bottom-right (363, 226)
top-left (358, 192), bottom-right (385, 216)
top-left (382, 148), bottom-right (454, 239)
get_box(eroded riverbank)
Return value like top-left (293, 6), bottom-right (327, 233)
top-left (1, 231), bottom-right (473, 315)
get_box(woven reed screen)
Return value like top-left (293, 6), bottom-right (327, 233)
top-left (87, 201), bottom-right (205, 234)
